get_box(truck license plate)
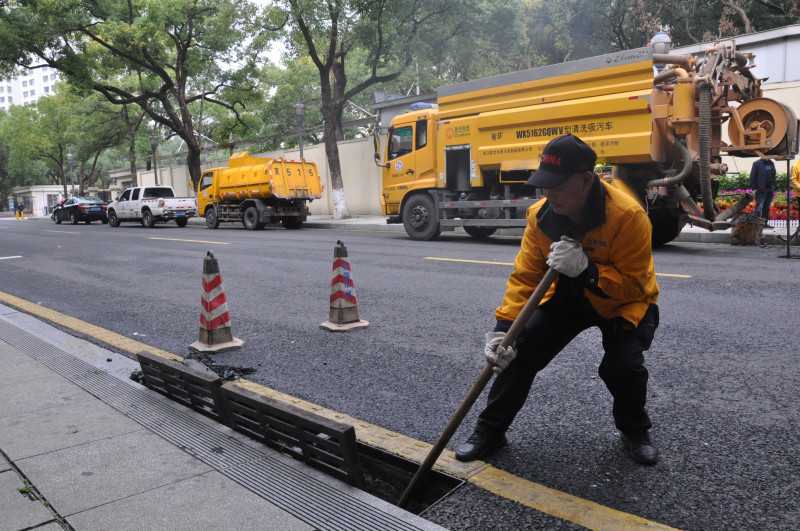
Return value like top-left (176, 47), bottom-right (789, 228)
top-left (175, 211), bottom-right (185, 216)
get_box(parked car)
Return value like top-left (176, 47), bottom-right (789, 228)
top-left (51, 197), bottom-right (108, 224)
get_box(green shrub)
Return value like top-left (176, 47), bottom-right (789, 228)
top-left (717, 171), bottom-right (789, 192)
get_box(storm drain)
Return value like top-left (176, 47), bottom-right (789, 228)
top-left (0, 320), bottom-right (447, 530)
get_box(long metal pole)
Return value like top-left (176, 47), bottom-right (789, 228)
top-left (786, 160), bottom-right (791, 258)
top-left (152, 147), bottom-right (159, 186)
top-left (397, 267), bottom-right (559, 509)
top-left (297, 119), bottom-right (304, 159)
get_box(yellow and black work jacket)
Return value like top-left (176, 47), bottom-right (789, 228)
top-left (495, 176), bottom-right (659, 328)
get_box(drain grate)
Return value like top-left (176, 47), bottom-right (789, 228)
top-left (0, 320), bottom-right (435, 531)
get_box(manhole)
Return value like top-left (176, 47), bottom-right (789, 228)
top-left (356, 443), bottom-right (464, 515)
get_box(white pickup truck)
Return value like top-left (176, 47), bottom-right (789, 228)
top-left (106, 186), bottom-right (197, 228)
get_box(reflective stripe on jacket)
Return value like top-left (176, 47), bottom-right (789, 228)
top-left (496, 178), bottom-right (659, 327)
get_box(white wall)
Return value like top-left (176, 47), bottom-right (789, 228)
top-left (136, 138), bottom-right (383, 216)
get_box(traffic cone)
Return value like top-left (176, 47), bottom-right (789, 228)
top-left (320, 240), bottom-right (369, 332)
top-left (189, 251), bottom-right (245, 353)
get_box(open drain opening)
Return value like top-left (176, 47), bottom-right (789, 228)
top-left (356, 443), bottom-right (464, 515)
top-left (136, 350), bottom-right (464, 515)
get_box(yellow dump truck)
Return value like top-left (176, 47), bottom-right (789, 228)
top-left (192, 152), bottom-right (324, 230)
top-left (374, 39), bottom-right (798, 244)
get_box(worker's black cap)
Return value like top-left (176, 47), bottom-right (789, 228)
top-left (526, 134), bottom-right (597, 188)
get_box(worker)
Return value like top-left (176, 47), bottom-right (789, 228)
top-left (792, 158), bottom-right (800, 211)
top-left (750, 157), bottom-right (776, 220)
top-left (455, 134), bottom-right (661, 465)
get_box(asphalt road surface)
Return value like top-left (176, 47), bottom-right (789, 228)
top-left (1, 217), bottom-right (798, 530)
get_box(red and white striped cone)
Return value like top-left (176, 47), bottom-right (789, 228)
top-left (320, 241), bottom-right (369, 332)
top-left (189, 251), bottom-right (245, 353)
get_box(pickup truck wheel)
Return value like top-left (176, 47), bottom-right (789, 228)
top-left (175, 217), bottom-right (188, 227)
top-left (108, 210), bottom-right (120, 227)
top-left (243, 206), bottom-right (261, 230)
top-left (464, 226), bottom-right (497, 239)
top-left (142, 210), bottom-right (155, 228)
top-left (281, 217), bottom-right (303, 230)
top-left (205, 208), bottom-right (220, 229)
top-left (402, 194), bottom-right (441, 241)
top-left (70, 211), bottom-right (79, 225)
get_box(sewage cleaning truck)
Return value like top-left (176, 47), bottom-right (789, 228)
top-left (373, 38), bottom-right (798, 244)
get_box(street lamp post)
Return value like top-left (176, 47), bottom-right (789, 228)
top-left (67, 152), bottom-right (75, 196)
top-left (294, 102), bottom-right (305, 159)
top-left (149, 135), bottom-right (159, 185)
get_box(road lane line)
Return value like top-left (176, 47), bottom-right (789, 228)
top-left (43, 230), bottom-right (80, 234)
top-left (150, 237), bottom-right (229, 245)
top-left (425, 256), bottom-right (515, 266)
top-left (0, 256), bottom-right (23, 260)
top-left (0, 290), bottom-right (678, 531)
top-left (424, 257), bottom-right (692, 278)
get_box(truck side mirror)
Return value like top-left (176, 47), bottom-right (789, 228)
top-left (372, 131), bottom-right (388, 168)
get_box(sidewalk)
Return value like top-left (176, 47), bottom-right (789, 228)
top-left (0, 303), bottom-right (443, 531)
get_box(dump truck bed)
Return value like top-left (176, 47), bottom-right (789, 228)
top-left (218, 153), bottom-right (323, 201)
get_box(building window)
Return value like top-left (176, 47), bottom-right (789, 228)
top-left (23, 91), bottom-right (28, 97)
top-left (22, 80), bottom-right (27, 87)
top-left (43, 66), bottom-right (48, 72)
top-left (43, 75), bottom-right (48, 82)
top-left (30, 89), bottom-right (35, 96)
top-left (50, 74), bottom-right (56, 80)
top-left (28, 68), bottom-right (34, 75)
top-left (0, 97), bottom-right (4, 103)
top-left (44, 86), bottom-right (49, 94)
top-left (30, 79), bottom-right (34, 85)
top-left (8, 96), bottom-right (12, 103)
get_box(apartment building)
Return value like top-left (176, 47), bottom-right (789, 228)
top-left (0, 63), bottom-right (59, 111)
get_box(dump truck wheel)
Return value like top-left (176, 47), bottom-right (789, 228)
top-left (205, 208), bottom-right (220, 229)
top-left (402, 194), bottom-right (441, 241)
top-left (649, 209), bottom-right (684, 246)
top-left (464, 226), bottom-right (497, 239)
top-left (243, 206), bottom-right (261, 230)
top-left (281, 217), bottom-right (303, 230)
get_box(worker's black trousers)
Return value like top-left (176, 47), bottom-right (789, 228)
top-left (476, 295), bottom-right (659, 436)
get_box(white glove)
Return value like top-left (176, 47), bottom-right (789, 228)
top-left (484, 331), bottom-right (517, 374)
top-left (547, 236), bottom-right (588, 278)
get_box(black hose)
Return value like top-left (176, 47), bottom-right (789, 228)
top-left (698, 82), bottom-right (715, 220)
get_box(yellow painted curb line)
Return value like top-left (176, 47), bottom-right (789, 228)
top-left (0, 290), bottom-right (679, 531)
top-left (0, 291), bottom-right (180, 361)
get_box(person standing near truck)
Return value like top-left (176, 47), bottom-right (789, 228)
top-left (750, 157), bottom-right (777, 220)
top-left (454, 134), bottom-right (661, 465)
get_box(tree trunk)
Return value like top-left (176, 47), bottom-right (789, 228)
top-left (129, 145), bottom-right (138, 187)
top-left (322, 104), bottom-right (350, 220)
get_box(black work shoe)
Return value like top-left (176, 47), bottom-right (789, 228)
top-left (455, 431), bottom-right (507, 462)
top-left (620, 431), bottom-right (659, 465)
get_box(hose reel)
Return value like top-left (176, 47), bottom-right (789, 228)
top-left (727, 98), bottom-right (798, 157)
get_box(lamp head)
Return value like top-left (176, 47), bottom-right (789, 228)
top-left (67, 152), bottom-right (73, 164)
top-left (294, 102), bottom-right (305, 120)
top-left (149, 135), bottom-right (158, 150)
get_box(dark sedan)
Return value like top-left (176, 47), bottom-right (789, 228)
top-left (52, 197), bottom-right (108, 224)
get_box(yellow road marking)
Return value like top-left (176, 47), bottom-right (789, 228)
top-left (0, 291), bottom-right (180, 361)
top-left (425, 256), bottom-right (515, 266)
top-left (43, 230), bottom-right (80, 234)
top-left (150, 237), bottom-right (229, 245)
top-left (424, 257), bottom-right (692, 278)
top-left (0, 290), bottom-right (678, 531)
